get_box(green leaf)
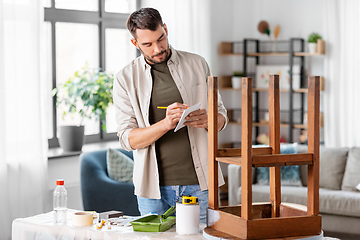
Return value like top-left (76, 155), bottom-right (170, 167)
top-left (53, 63), bottom-right (114, 125)
top-left (101, 123), bottom-right (107, 132)
top-left (265, 29), bottom-right (270, 36)
top-left (52, 88), bottom-right (58, 96)
top-left (307, 32), bottom-right (322, 43)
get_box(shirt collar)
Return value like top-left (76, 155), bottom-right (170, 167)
top-left (167, 45), bottom-right (179, 66)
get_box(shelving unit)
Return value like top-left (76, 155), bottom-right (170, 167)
top-left (220, 38), bottom-right (324, 144)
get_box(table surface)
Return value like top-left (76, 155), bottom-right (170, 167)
top-left (12, 208), bottom-right (339, 240)
top-left (12, 209), bottom-right (206, 240)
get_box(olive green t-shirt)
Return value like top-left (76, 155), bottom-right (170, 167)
top-left (149, 61), bottom-right (198, 186)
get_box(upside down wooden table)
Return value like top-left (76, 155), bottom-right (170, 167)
top-left (206, 75), bottom-right (324, 240)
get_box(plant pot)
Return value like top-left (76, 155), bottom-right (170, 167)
top-left (58, 125), bottom-right (85, 152)
top-left (308, 43), bottom-right (317, 53)
top-left (231, 76), bottom-right (242, 89)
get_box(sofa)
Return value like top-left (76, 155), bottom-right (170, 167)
top-left (228, 144), bottom-right (360, 236)
top-left (80, 149), bottom-right (140, 216)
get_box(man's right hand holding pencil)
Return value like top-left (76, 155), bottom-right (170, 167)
top-left (162, 102), bottom-right (189, 131)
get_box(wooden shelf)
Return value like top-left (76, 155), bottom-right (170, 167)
top-left (249, 52), bottom-right (324, 57)
top-left (222, 52), bottom-right (324, 57)
top-left (248, 52), bottom-right (289, 57)
top-left (221, 53), bottom-right (243, 56)
top-left (220, 42), bottom-right (325, 57)
top-left (294, 52), bottom-right (324, 56)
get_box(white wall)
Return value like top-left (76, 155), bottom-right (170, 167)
top-left (211, 0), bottom-right (326, 83)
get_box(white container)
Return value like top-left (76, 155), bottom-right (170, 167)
top-left (231, 76), bottom-right (242, 89)
top-left (53, 179), bottom-right (67, 224)
top-left (308, 43), bottom-right (317, 53)
top-left (176, 202), bottom-right (200, 235)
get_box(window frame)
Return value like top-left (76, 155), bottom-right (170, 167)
top-left (45, 0), bottom-right (140, 148)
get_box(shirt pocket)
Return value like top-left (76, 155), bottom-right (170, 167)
top-left (192, 82), bottom-right (207, 108)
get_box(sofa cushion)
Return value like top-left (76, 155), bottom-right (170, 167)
top-left (342, 147), bottom-right (360, 191)
top-left (106, 148), bottom-right (134, 182)
top-left (296, 145), bottom-right (348, 188)
top-left (319, 147), bottom-right (348, 190)
top-left (239, 185), bottom-right (360, 218)
top-left (256, 143), bottom-right (302, 186)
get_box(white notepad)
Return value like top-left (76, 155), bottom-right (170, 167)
top-left (174, 102), bottom-right (201, 132)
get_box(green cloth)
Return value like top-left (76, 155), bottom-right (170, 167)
top-left (149, 61), bottom-right (198, 186)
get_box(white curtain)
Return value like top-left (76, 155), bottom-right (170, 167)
top-left (0, 1), bottom-right (48, 239)
top-left (140, 0), bottom-right (212, 66)
top-left (323, 0), bottom-right (360, 147)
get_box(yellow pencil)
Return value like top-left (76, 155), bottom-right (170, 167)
top-left (157, 106), bottom-right (189, 109)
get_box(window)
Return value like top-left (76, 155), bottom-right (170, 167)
top-left (44, 0), bottom-right (139, 148)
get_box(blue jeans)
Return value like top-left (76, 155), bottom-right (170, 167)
top-left (137, 185), bottom-right (208, 224)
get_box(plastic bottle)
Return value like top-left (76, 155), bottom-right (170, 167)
top-left (53, 179), bottom-right (67, 223)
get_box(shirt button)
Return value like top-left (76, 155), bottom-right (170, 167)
top-left (155, 173), bottom-right (158, 177)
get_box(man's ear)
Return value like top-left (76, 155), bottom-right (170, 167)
top-left (131, 38), bottom-right (139, 49)
top-left (163, 23), bottom-right (168, 36)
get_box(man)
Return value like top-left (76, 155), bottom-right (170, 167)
top-left (113, 7), bottom-right (227, 223)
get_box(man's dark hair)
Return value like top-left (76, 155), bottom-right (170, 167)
top-left (126, 8), bottom-right (164, 39)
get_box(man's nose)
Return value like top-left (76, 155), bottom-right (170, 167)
top-left (154, 43), bottom-right (161, 53)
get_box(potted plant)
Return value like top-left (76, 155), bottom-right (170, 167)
top-left (307, 33), bottom-right (322, 53)
top-left (52, 63), bottom-right (114, 151)
top-left (231, 71), bottom-right (243, 89)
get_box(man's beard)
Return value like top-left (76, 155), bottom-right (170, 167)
top-left (140, 42), bottom-right (170, 64)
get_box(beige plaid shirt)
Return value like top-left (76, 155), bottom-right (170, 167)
top-left (113, 46), bottom-right (227, 199)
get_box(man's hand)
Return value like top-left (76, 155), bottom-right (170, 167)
top-left (162, 102), bottom-right (189, 131)
top-left (184, 109), bottom-right (226, 132)
top-left (183, 108), bottom-right (208, 129)
top-left (129, 102), bottom-right (188, 149)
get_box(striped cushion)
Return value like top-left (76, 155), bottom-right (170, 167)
top-left (106, 148), bottom-right (133, 182)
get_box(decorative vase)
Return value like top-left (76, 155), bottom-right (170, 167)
top-left (317, 39), bottom-right (325, 54)
top-left (231, 76), bottom-right (242, 89)
top-left (58, 125), bottom-right (85, 152)
top-left (308, 43), bottom-right (317, 53)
